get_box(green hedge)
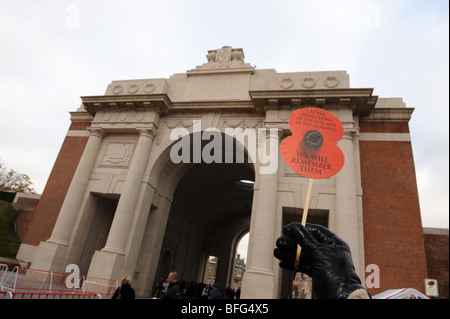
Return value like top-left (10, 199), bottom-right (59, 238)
top-left (0, 200), bottom-right (21, 258)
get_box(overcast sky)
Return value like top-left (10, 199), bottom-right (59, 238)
top-left (1, 0), bottom-right (448, 252)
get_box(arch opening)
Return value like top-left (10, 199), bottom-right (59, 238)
top-left (139, 131), bottom-right (256, 297)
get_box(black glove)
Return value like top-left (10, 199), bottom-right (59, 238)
top-left (274, 222), bottom-right (370, 299)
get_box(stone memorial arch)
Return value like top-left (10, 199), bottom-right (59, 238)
top-left (19, 46), bottom-right (428, 298)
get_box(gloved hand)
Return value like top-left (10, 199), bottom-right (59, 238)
top-left (274, 222), bottom-right (370, 299)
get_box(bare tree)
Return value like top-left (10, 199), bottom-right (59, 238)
top-left (0, 159), bottom-right (36, 194)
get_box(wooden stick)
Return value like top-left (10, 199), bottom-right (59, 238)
top-left (294, 178), bottom-right (313, 271)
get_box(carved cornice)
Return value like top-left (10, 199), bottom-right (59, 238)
top-left (82, 94), bottom-right (172, 116)
top-left (171, 100), bottom-right (255, 112)
top-left (249, 88), bottom-right (378, 116)
top-left (81, 88), bottom-right (379, 118)
top-left (360, 108), bottom-right (414, 122)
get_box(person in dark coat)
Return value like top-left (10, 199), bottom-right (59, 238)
top-left (208, 283), bottom-right (222, 299)
top-left (154, 277), bottom-right (165, 298)
top-left (161, 271), bottom-right (182, 299)
top-left (111, 275), bottom-right (136, 299)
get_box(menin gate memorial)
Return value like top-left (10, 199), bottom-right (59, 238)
top-left (18, 46), bottom-right (428, 298)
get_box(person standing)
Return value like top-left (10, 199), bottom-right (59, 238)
top-left (155, 277), bottom-right (165, 298)
top-left (208, 283), bottom-right (222, 299)
top-left (111, 275), bottom-right (135, 299)
top-left (161, 271), bottom-right (182, 299)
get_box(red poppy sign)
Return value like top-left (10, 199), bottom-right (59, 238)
top-left (280, 107), bottom-right (345, 179)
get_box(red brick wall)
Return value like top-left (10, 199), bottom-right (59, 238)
top-left (423, 231), bottom-right (449, 299)
top-left (360, 121), bottom-right (410, 133)
top-left (23, 125), bottom-right (90, 246)
top-left (69, 121), bottom-right (90, 131)
top-left (359, 121), bottom-right (428, 296)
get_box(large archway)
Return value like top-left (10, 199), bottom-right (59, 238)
top-left (135, 132), bottom-right (255, 297)
top-left (159, 162), bottom-right (253, 287)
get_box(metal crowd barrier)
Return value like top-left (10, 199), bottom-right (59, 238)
top-left (0, 264), bottom-right (117, 298)
top-left (0, 290), bottom-right (101, 299)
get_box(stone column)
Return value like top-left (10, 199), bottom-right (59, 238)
top-left (241, 128), bottom-right (280, 299)
top-left (102, 127), bottom-right (156, 255)
top-left (31, 127), bottom-right (105, 271)
top-left (86, 125), bottom-right (157, 280)
top-left (47, 127), bottom-right (106, 245)
top-left (335, 130), bottom-right (361, 275)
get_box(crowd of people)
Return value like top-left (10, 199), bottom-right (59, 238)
top-left (154, 272), bottom-right (241, 299)
top-left (112, 271), bottom-right (241, 299)
top-left (112, 222), bottom-right (371, 299)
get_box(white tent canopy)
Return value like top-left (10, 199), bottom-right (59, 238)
top-left (373, 288), bottom-right (430, 299)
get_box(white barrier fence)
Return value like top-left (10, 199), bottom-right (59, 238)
top-left (0, 290), bottom-right (101, 299)
top-left (0, 264), bottom-right (117, 297)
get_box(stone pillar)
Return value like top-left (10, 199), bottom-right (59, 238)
top-left (87, 125), bottom-right (157, 279)
top-left (47, 127), bottom-right (106, 245)
top-left (335, 130), bottom-right (361, 275)
top-left (104, 128), bottom-right (156, 254)
top-left (241, 128), bottom-right (280, 299)
top-left (31, 128), bottom-right (105, 271)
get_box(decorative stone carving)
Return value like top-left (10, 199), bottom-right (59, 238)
top-left (231, 49), bottom-right (244, 62)
top-left (105, 79), bottom-right (167, 96)
top-left (284, 162), bottom-right (298, 176)
top-left (156, 119), bottom-right (196, 145)
top-left (118, 111), bottom-right (129, 121)
top-left (221, 119), bottom-right (264, 147)
top-left (206, 51), bottom-right (216, 62)
top-left (324, 76), bottom-right (339, 88)
top-left (215, 46), bottom-right (232, 68)
top-left (144, 83), bottom-right (156, 93)
top-left (302, 77), bottom-right (316, 89)
top-left (187, 46), bottom-right (254, 74)
top-left (135, 111), bottom-right (146, 121)
top-left (102, 112), bottom-right (112, 121)
top-left (279, 78), bottom-right (294, 89)
top-left (221, 119), bottom-right (262, 129)
top-left (112, 85), bottom-right (123, 95)
top-left (278, 109), bottom-right (292, 121)
top-left (128, 84), bottom-right (139, 94)
top-left (100, 142), bottom-right (134, 167)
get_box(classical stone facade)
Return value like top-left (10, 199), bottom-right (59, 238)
top-left (18, 46), bottom-right (428, 298)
